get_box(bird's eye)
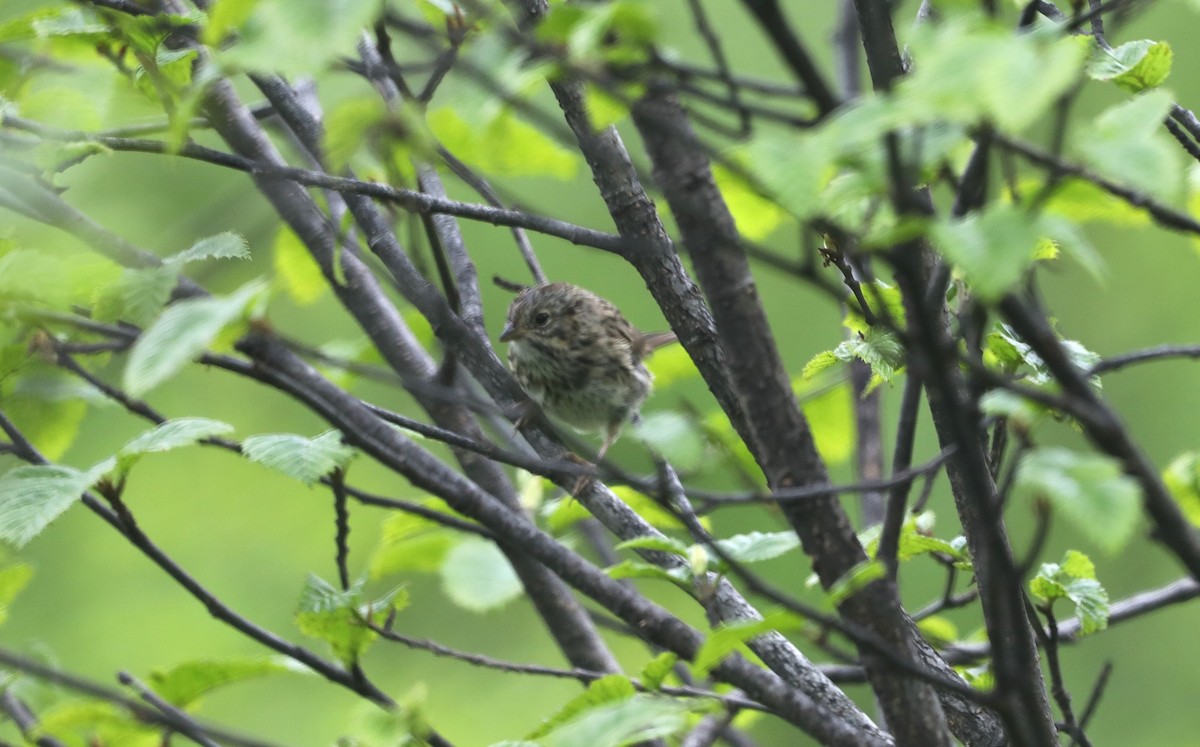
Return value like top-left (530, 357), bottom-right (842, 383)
top-left (533, 311), bottom-right (551, 326)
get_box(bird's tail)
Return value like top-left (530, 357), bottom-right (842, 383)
top-left (642, 330), bottom-right (679, 353)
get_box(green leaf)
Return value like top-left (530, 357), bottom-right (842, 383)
top-left (917, 615), bottom-right (959, 647)
top-left (272, 225), bottom-right (326, 305)
top-left (149, 657), bottom-right (299, 708)
top-left (34, 701), bottom-right (157, 747)
top-left (439, 538), bottom-right (522, 613)
top-left (639, 652), bottom-right (677, 690)
top-left (802, 350), bottom-right (840, 380)
top-left (900, 18), bottom-right (1087, 133)
top-left (714, 531), bottom-right (800, 564)
top-left (116, 417), bottom-right (235, 474)
top-left (1164, 451), bottom-right (1200, 525)
top-left (693, 611), bottom-right (797, 675)
top-left (605, 560), bottom-right (693, 590)
top-left (614, 535), bottom-right (691, 558)
top-left (828, 328), bottom-right (905, 382)
top-left (713, 165), bottom-right (787, 241)
top-left (369, 510), bottom-right (456, 577)
top-left (644, 344), bottom-right (698, 389)
top-left (542, 694), bottom-right (694, 747)
top-left (526, 674), bottom-right (636, 740)
top-left (124, 280), bottom-right (268, 396)
top-left (934, 204), bottom-right (1042, 300)
top-left (93, 265), bottom-right (180, 327)
top-left (632, 411), bottom-right (704, 471)
top-left (1089, 40), bottom-right (1173, 93)
top-left (212, 0), bottom-right (385, 76)
top-left (0, 462), bottom-right (109, 547)
top-left (1076, 89), bottom-right (1182, 202)
top-left (1030, 550), bottom-right (1110, 634)
top-left (799, 379), bottom-right (854, 465)
top-left (170, 231), bottom-right (251, 265)
top-left (1040, 178), bottom-right (1149, 227)
top-left (241, 430), bottom-right (356, 486)
top-left (826, 560), bottom-right (886, 606)
top-left (1013, 448), bottom-right (1141, 554)
top-left (295, 575), bottom-right (396, 663)
top-left (0, 562), bottom-right (33, 625)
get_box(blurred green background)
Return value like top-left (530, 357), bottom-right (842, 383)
top-left (3, 0), bottom-right (1200, 745)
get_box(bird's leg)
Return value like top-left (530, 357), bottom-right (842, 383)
top-left (571, 427), bottom-right (619, 496)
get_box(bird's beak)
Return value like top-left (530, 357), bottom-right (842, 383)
top-left (499, 321), bottom-right (519, 342)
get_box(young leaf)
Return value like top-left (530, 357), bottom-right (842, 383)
top-left (439, 537), bottom-right (522, 613)
top-left (1164, 451), bottom-right (1200, 525)
top-left (169, 231), bottom-right (251, 265)
top-left (272, 225), bottom-right (326, 306)
top-left (632, 411), bottom-right (705, 471)
top-left (639, 652), bottom-right (678, 690)
top-left (826, 560), bottom-right (886, 606)
top-left (241, 430), bottom-right (356, 486)
top-left (526, 674), bottom-right (636, 741)
top-left (369, 510), bottom-right (456, 577)
top-left (693, 611), bottom-right (797, 675)
top-left (0, 562), bottom-right (33, 625)
top-left (92, 265), bottom-right (180, 327)
top-left (149, 657), bottom-right (300, 708)
top-left (613, 535), bottom-right (691, 558)
top-left (1076, 89), bottom-right (1182, 202)
top-left (542, 694), bottom-right (694, 747)
top-left (116, 417), bottom-right (235, 474)
top-left (1089, 40), bottom-right (1173, 93)
top-left (714, 531), bottom-right (800, 564)
top-left (295, 575), bottom-right (395, 664)
top-left (1030, 550), bottom-right (1110, 634)
top-left (933, 204), bottom-right (1041, 300)
top-left (1013, 448), bottom-right (1141, 554)
top-left (124, 280), bottom-right (268, 396)
top-left (605, 560), bottom-right (693, 591)
top-left (0, 462), bottom-right (108, 547)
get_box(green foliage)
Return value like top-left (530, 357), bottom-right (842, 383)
top-left (1013, 448), bottom-right (1141, 554)
top-left (33, 700), bottom-right (158, 747)
top-left (639, 651), bottom-right (678, 690)
top-left (693, 611), bottom-right (799, 675)
top-left (241, 430), bottom-right (357, 486)
top-left (1089, 40), bottom-right (1173, 92)
top-left (825, 559), bottom-right (886, 606)
top-left (429, 107), bottom-right (577, 179)
top-left (933, 204), bottom-right (1046, 300)
top-left (714, 531), bottom-right (801, 564)
top-left (525, 674), bottom-right (636, 740)
top-left (123, 280), bottom-right (268, 396)
top-left (0, 561), bottom-right (33, 625)
top-left (439, 537), bottom-right (523, 613)
top-left (643, 343), bottom-right (699, 389)
top-left (0, 461), bottom-right (110, 548)
top-left (149, 656), bottom-right (300, 708)
top-left (272, 224), bottom-right (327, 305)
top-left (632, 411), bottom-right (705, 471)
top-left (208, 0), bottom-right (385, 77)
top-left (1030, 550), bottom-right (1110, 634)
top-left (1164, 451), bottom-right (1200, 525)
top-left (605, 559), bottom-right (693, 591)
top-left (805, 328), bottom-right (904, 384)
top-left (116, 417), bottom-right (235, 475)
top-left (540, 694), bottom-right (696, 747)
top-left (369, 509), bottom-right (457, 576)
top-left (294, 575), bottom-right (399, 664)
top-left (712, 165), bottom-right (788, 241)
top-left (1076, 90), bottom-right (1183, 202)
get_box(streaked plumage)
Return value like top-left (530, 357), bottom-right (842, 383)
top-left (500, 282), bottom-right (676, 462)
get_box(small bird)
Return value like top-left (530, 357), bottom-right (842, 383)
top-left (499, 282), bottom-right (677, 468)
